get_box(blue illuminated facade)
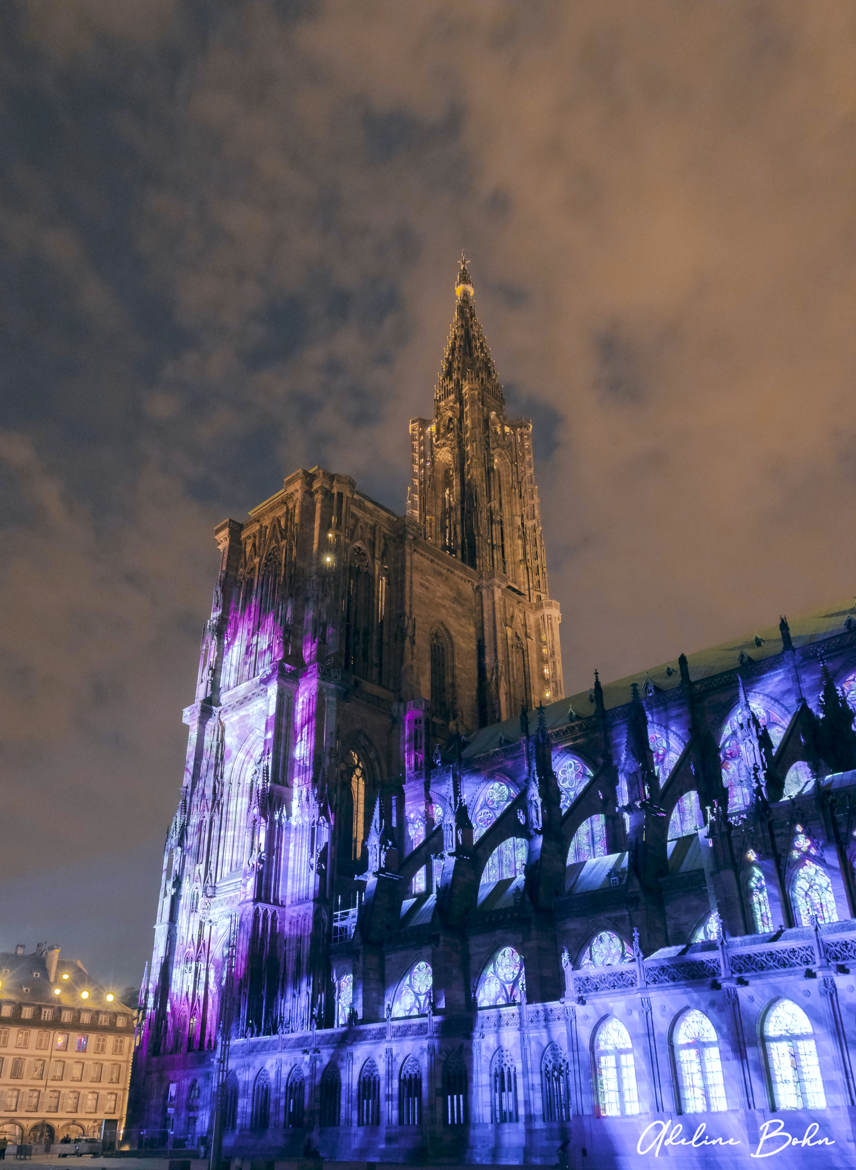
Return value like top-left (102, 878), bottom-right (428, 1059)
top-left (129, 263), bottom-right (856, 1167)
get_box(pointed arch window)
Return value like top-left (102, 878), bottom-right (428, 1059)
top-left (672, 1010), bottom-right (727, 1113)
top-left (490, 1048), bottom-right (518, 1124)
top-left (541, 1043), bottom-right (571, 1122)
top-left (746, 865), bottom-right (773, 932)
top-left (593, 1018), bottom-right (639, 1117)
top-left (691, 912), bottom-right (720, 943)
top-left (440, 465), bottom-right (455, 554)
top-left (552, 752), bottom-right (594, 812)
top-left (430, 628), bottom-right (452, 722)
top-left (480, 837), bottom-right (528, 886)
top-left (284, 1066), bottom-right (304, 1130)
top-left (345, 546), bottom-right (373, 678)
top-left (476, 945), bottom-right (526, 1008)
top-left (791, 861), bottom-right (837, 926)
top-left (510, 633), bottom-right (529, 713)
top-left (784, 761), bottom-right (813, 798)
top-left (346, 750), bottom-right (368, 861)
top-left (763, 1000), bottom-right (826, 1110)
top-left (335, 973), bottom-right (353, 1028)
top-left (398, 1056), bottom-right (422, 1126)
top-left (391, 961), bottom-right (433, 1018)
top-left (319, 1063), bottom-right (341, 1128)
top-left (250, 1070), bottom-right (270, 1132)
top-left (357, 1058), bottom-right (380, 1126)
top-left (719, 699), bottom-right (788, 812)
top-left (472, 779), bottom-right (515, 840)
top-left (441, 1050), bottom-right (467, 1126)
top-left (579, 931), bottom-right (633, 968)
top-left (567, 814), bottom-right (608, 863)
top-left (667, 791), bottom-right (704, 841)
top-left (648, 723), bottom-right (685, 785)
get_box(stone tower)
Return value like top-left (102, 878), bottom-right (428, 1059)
top-left (408, 257), bottom-right (562, 723)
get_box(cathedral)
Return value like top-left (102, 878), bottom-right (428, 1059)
top-left (129, 260), bottom-right (856, 1168)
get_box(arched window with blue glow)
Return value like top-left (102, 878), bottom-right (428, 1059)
top-left (541, 1043), bottom-right (571, 1122)
top-left (319, 1063), bottom-right (340, 1128)
top-left (476, 946), bottom-right (526, 1007)
top-left (357, 1058), bottom-right (380, 1126)
top-left (578, 931), bottom-right (633, 968)
top-left (567, 814), bottom-right (608, 864)
top-left (719, 698), bottom-right (788, 812)
top-left (745, 858), bottom-right (773, 932)
top-left (691, 912), bottom-right (720, 943)
top-left (471, 779), bottom-right (516, 841)
top-left (648, 723), bottom-right (686, 785)
top-left (837, 670), bottom-right (856, 713)
top-left (552, 752), bottom-right (594, 812)
top-left (250, 1070), bottom-right (270, 1132)
top-left (399, 1055), bottom-right (422, 1126)
top-left (783, 760), bottom-right (813, 798)
top-left (667, 791), bottom-right (704, 840)
top-left (391, 960), bottom-right (433, 1018)
top-left (284, 1066), bottom-right (304, 1129)
top-left (480, 837), bottom-right (528, 886)
top-left (791, 861), bottom-right (837, 926)
top-left (672, 1009), bottom-right (727, 1113)
top-left (490, 1048), bottom-right (518, 1123)
top-left (335, 973), bottom-right (353, 1027)
top-left (593, 1018), bottom-right (639, 1117)
top-left (763, 1000), bottom-right (825, 1110)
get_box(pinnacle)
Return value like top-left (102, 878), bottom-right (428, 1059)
top-left (455, 253), bottom-right (473, 295)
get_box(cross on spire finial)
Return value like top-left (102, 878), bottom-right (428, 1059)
top-left (455, 253), bottom-right (474, 298)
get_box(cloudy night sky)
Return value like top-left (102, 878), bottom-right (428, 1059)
top-left (1, 2), bottom-right (855, 990)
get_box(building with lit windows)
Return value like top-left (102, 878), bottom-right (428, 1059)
top-left (0, 944), bottom-right (134, 1150)
top-left (129, 261), bottom-right (856, 1168)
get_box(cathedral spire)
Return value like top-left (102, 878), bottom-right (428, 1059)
top-left (436, 255), bottom-right (503, 404)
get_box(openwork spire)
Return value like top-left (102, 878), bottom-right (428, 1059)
top-left (436, 255), bottom-right (503, 402)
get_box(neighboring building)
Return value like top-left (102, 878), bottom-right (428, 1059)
top-left (0, 944), bottom-right (134, 1148)
top-left (129, 261), bottom-right (856, 1168)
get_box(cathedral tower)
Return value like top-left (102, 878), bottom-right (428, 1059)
top-left (408, 258), bottom-right (563, 722)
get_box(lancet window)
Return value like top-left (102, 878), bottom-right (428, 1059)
top-left (398, 1056), bottom-right (422, 1126)
top-left (391, 961), bottom-right (433, 1018)
top-left (284, 1066), bottom-right (304, 1129)
top-left (672, 1010), bottom-right (727, 1113)
top-left (335, 973), bottom-right (353, 1028)
top-left (552, 752), bottom-right (594, 812)
top-left (490, 1048), bottom-right (518, 1124)
top-left (223, 1073), bottom-right (238, 1132)
top-left (250, 1070), bottom-right (270, 1132)
top-left (667, 791), bottom-right (704, 841)
top-left (763, 1000), bottom-right (825, 1110)
top-left (567, 814), bottom-right (608, 864)
top-left (594, 1018), bottom-right (639, 1117)
top-left (345, 546), bottom-right (372, 678)
top-left (441, 1050), bottom-right (467, 1126)
top-left (357, 1059), bottom-right (380, 1126)
top-left (746, 864), bottom-right (773, 932)
top-left (430, 628), bottom-right (452, 722)
top-left (541, 1043), bottom-right (571, 1122)
top-left (719, 699), bottom-right (787, 812)
top-left (319, 1063), bottom-right (341, 1128)
top-left (476, 946), bottom-right (526, 1008)
top-left (579, 931), bottom-right (634, 968)
top-left (648, 724), bottom-right (684, 785)
top-left (783, 760), bottom-right (813, 797)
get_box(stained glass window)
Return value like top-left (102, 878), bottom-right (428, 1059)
top-left (747, 866), bottom-right (773, 932)
top-left (791, 861), bottom-right (838, 926)
top-left (476, 946), bottom-right (526, 1008)
top-left (407, 810), bottom-right (427, 894)
top-left (648, 724), bottom-right (685, 785)
top-left (719, 699), bottom-right (788, 812)
top-left (783, 761), bottom-right (813, 798)
top-left (335, 973), bottom-right (353, 1027)
top-left (579, 931), bottom-right (634, 968)
top-left (567, 814), bottom-right (608, 864)
top-left (690, 912), bottom-right (720, 943)
top-left (472, 780), bottom-right (515, 841)
top-left (837, 670), bottom-right (856, 712)
top-left (594, 1018), bottom-right (639, 1117)
top-left (552, 752), bottom-right (594, 812)
top-left (672, 1010), bottom-right (727, 1113)
top-left (391, 960), bottom-right (433, 1018)
top-left (480, 837), bottom-right (528, 885)
top-left (667, 791), bottom-right (704, 840)
top-left (763, 1000), bottom-right (825, 1110)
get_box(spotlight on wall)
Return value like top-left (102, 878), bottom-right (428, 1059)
top-left (80, 990), bottom-right (90, 999)
top-left (106, 993), bottom-right (115, 1003)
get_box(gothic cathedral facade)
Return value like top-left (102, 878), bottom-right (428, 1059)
top-left (130, 262), bottom-right (856, 1168)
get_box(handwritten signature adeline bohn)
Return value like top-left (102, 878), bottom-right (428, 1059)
top-left (636, 1118), bottom-right (835, 1159)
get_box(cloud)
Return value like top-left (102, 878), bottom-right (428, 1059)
top-left (2, 0), bottom-right (856, 980)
